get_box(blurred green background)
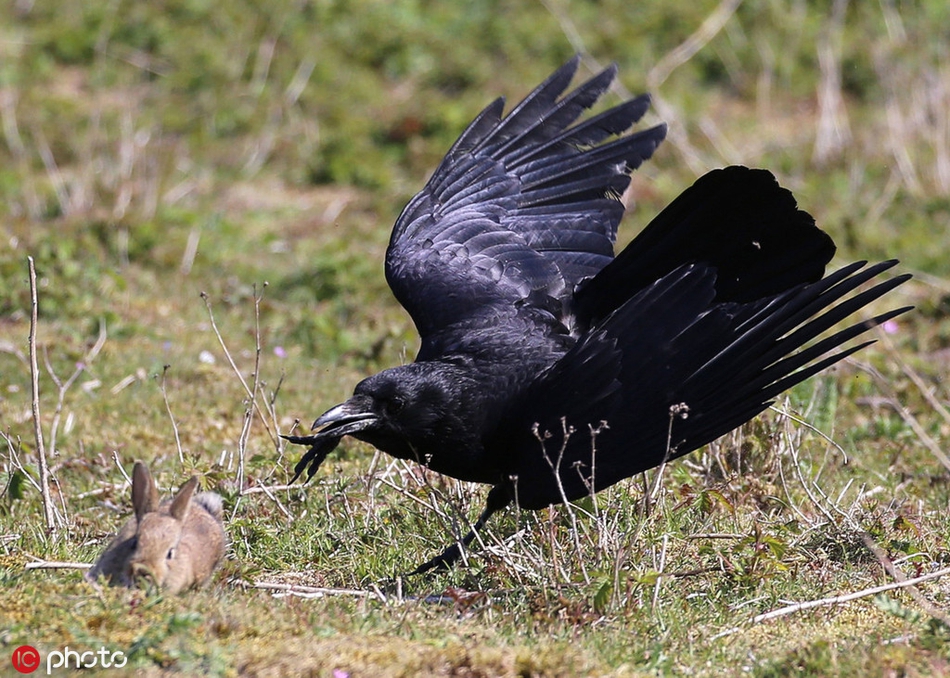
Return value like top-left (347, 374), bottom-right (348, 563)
top-left (1, 1), bottom-right (948, 675)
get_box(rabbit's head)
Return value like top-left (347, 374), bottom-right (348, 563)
top-left (127, 470), bottom-right (199, 589)
top-left (86, 461), bottom-right (225, 594)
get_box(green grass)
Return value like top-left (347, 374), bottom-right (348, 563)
top-left (2, 1), bottom-right (949, 675)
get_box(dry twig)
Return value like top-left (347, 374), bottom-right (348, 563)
top-left (160, 365), bottom-right (185, 465)
top-left (861, 533), bottom-right (950, 628)
top-left (28, 257), bottom-right (58, 534)
top-left (752, 566), bottom-right (950, 624)
top-left (247, 580), bottom-right (385, 602)
top-left (851, 356), bottom-right (950, 473)
top-left (25, 561), bottom-right (91, 570)
top-left (200, 290), bottom-right (278, 449)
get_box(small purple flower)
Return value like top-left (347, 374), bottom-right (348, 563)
top-left (882, 319), bottom-right (899, 335)
top-left (332, 670), bottom-right (349, 678)
top-left (274, 346), bottom-right (287, 358)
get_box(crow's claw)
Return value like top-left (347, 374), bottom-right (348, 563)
top-left (409, 543), bottom-right (463, 576)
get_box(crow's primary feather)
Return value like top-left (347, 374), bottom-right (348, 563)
top-left (286, 57), bottom-right (911, 573)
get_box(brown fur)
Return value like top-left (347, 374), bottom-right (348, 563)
top-left (86, 462), bottom-right (226, 594)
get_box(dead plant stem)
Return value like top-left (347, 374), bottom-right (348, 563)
top-left (28, 257), bottom-right (57, 533)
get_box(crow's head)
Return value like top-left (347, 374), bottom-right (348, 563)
top-left (313, 363), bottom-right (467, 457)
top-left (320, 366), bottom-right (449, 433)
top-left (287, 361), bottom-right (490, 483)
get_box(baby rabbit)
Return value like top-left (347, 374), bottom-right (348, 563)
top-left (86, 462), bottom-right (226, 594)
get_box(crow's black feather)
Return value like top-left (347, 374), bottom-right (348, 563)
top-left (288, 57), bottom-right (911, 573)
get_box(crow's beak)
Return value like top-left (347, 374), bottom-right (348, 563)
top-left (284, 400), bottom-right (374, 484)
top-left (310, 395), bottom-right (378, 437)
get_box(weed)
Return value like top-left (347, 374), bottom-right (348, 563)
top-left (1, 1), bottom-right (947, 675)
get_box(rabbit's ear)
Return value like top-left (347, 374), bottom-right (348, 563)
top-left (132, 462), bottom-right (159, 520)
top-left (169, 477), bottom-right (199, 521)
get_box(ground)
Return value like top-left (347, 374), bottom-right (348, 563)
top-left (1, 1), bottom-right (949, 675)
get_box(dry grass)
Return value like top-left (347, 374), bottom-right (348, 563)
top-left (1, 1), bottom-right (949, 675)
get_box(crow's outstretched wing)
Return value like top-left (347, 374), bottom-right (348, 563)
top-left (573, 166), bottom-right (838, 328)
top-left (499, 261), bottom-right (911, 510)
top-left (385, 56), bottom-right (667, 358)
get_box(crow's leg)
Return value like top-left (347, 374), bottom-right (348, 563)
top-left (410, 484), bottom-right (512, 575)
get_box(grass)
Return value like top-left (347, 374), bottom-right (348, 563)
top-left (1, 0), bottom-right (949, 675)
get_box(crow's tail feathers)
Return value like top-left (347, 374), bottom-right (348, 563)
top-left (662, 260), bottom-right (911, 459)
top-left (575, 166), bottom-right (837, 328)
top-left (508, 260), bottom-right (911, 510)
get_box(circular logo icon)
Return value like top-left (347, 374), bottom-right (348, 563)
top-left (11, 646), bottom-right (40, 674)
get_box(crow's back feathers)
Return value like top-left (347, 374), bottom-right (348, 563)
top-left (574, 166), bottom-right (837, 327)
top-left (290, 57), bottom-right (911, 572)
top-left (386, 58), bottom-right (666, 357)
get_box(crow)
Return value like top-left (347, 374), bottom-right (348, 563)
top-left (285, 56), bottom-right (911, 574)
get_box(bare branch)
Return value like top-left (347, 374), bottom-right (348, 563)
top-left (753, 566), bottom-right (950, 624)
top-left (200, 290), bottom-right (278, 448)
top-left (25, 561), bottom-right (91, 570)
top-left (861, 533), bottom-right (950, 628)
top-left (160, 365), bottom-right (185, 465)
top-left (850, 357), bottom-right (950, 473)
top-left (245, 580), bottom-right (385, 602)
top-left (28, 257), bottom-right (58, 534)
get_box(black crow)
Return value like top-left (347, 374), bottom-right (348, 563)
top-left (286, 56), bottom-right (911, 573)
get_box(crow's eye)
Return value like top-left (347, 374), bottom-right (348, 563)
top-left (386, 397), bottom-right (405, 415)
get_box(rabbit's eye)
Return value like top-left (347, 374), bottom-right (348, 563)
top-left (166, 547), bottom-right (176, 561)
